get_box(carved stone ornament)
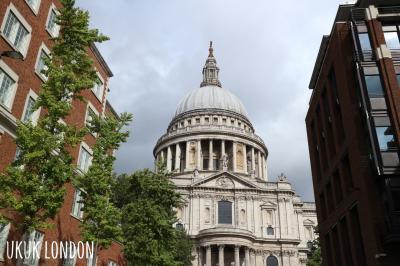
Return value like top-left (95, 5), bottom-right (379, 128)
top-left (278, 173), bottom-right (287, 182)
top-left (216, 176), bottom-right (234, 188)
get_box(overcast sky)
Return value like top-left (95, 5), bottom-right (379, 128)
top-left (76, 0), bottom-right (346, 201)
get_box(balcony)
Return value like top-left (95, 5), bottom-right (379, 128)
top-left (156, 124), bottom-right (266, 147)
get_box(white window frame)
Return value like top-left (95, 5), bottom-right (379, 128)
top-left (85, 102), bottom-right (100, 136)
top-left (0, 60), bottom-right (19, 112)
top-left (0, 223), bottom-right (11, 262)
top-left (24, 0), bottom-right (41, 15)
top-left (34, 43), bottom-right (50, 81)
top-left (21, 89), bottom-right (41, 125)
top-left (0, 3), bottom-right (32, 58)
top-left (45, 3), bottom-right (60, 38)
top-left (21, 230), bottom-right (44, 266)
top-left (77, 142), bottom-right (93, 173)
top-left (71, 188), bottom-right (84, 220)
top-left (91, 72), bottom-right (105, 102)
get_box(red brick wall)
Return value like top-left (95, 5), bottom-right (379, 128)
top-left (0, 0), bottom-right (124, 265)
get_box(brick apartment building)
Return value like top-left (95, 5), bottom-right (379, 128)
top-left (0, 0), bottom-right (124, 265)
top-left (306, 0), bottom-right (400, 265)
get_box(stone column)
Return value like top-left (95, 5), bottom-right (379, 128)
top-left (264, 155), bottom-right (268, 181)
top-left (197, 140), bottom-right (202, 170)
top-left (175, 143), bottom-right (181, 171)
top-left (232, 142), bottom-right (237, 172)
top-left (160, 149), bottom-right (165, 163)
top-left (258, 151), bottom-right (262, 178)
top-left (166, 146), bottom-right (172, 172)
top-left (243, 145), bottom-right (247, 174)
top-left (206, 245), bottom-right (212, 266)
top-left (251, 148), bottom-right (255, 176)
top-left (218, 245), bottom-right (224, 266)
top-left (197, 246), bottom-right (202, 266)
top-left (221, 140), bottom-right (226, 171)
top-left (245, 247), bottom-right (250, 266)
top-left (209, 139), bottom-right (213, 170)
top-left (185, 141), bottom-right (190, 171)
top-left (234, 245), bottom-right (240, 266)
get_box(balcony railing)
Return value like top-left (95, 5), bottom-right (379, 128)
top-left (156, 124), bottom-right (266, 146)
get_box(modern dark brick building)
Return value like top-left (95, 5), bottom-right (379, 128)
top-left (0, 0), bottom-right (124, 265)
top-left (306, 0), bottom-right (400, 265)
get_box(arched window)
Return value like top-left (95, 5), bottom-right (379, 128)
top-left (218, 201), bottom-right (232, 224)
top-left (267, 226), bottom-right (274, 235)
top-left (266, 255), bottom-right (278, 266)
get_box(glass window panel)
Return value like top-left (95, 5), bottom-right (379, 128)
top-left (365, 75), bottom-right (384, 98)
top-left (87, 254), bottom-right (97, 266)
top-left (218, 201), bottom-right (232, 224)
top-left (36, 50), bottom-right (49, 78)
top-left (71, 189), bottom-right (84, 218)
top-left (0, 223), bottom-right (10, 261)
top-left (359, 33), bottom-right (372, 50)
top-left (26, 0), bottom-right (40, 11)
top-left (78, 146), bottom-right (91, 172)
top-left (47, 10), bottom-right (57, 33)
top-left (23, 231), bottom-right (44, 266)
top-left (85, 107), bottom-right (96, 126)
top-left (23, 97), bottom-right (36, 122)
top-left (376, 126), bottom-right (396, 151)
top-left (384, 32), bottom-right (400, 49)
top-left (92, 78), bottom-right (104, 99)
top-left (0, 69), bottom-right (16, 109)
top-left (267, 226), bottom-right (274, 235)
top-left (4, 12), bottom-right (28, 53)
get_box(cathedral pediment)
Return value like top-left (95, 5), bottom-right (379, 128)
top-left (260, 200), bottom-right (277, 209)
top-left (190, 171), bottom-right (259, 189)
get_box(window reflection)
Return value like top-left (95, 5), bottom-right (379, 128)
top-left (384, 32), bottom-right (400, 49)
top-left (375, 126), bottom-right (396, 151)
top-left (365, 75), bottom-right (384, 98)
top-left (359, 33), bottom-right (372, 51)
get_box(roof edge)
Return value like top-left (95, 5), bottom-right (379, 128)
top-left (90, 43), bottom-right (113, 77)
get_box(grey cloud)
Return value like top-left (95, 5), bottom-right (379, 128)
top-left (76, 0), bottom-right (343, 201)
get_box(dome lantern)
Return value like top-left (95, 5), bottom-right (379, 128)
top-left (200, 41), bottom-right (222, 88)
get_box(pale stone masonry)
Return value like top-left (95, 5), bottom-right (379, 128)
top-left (154, 43), bottom-right (317, 266)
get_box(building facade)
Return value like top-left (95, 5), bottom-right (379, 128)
top-left (154, 44), bottom-right (317, 266)
top-left (306, 0), bottom-right (400, 265)
top-left (0, 0), bottom-right (123, 265)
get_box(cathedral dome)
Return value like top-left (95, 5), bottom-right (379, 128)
top-left (173, 42), bottom-right (249, 119)
top-left (174, 85), bottom-right (249, 118)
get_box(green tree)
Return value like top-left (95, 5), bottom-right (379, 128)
top-left (0, 0), bottom-right (107, 232)
top-left (74, 112), bottom-right (132, 249)
top-left (307, 227), bottom-right (322, 266)
top-left (114, 167), bottom-right (193, 266)
top-left (174, 227), bottom-right (195, 266)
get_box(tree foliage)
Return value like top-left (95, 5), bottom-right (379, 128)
top-left (0, 0), bottom-right (108, 232)
top-left (114, 167), bottom-right (194, 266)
top-left (74, 112), bottom-right (132, 249)
top-left (307, 228), bottom-right (322, 266)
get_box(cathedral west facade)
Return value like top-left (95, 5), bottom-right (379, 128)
top-left (153, 43), bottom-right (317, 266)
